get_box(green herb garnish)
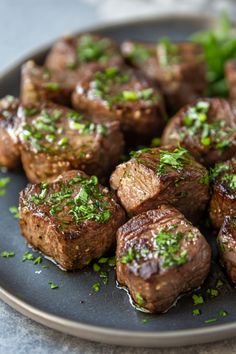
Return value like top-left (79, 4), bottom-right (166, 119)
top-left (192, 294), bottom-right (204, 305)
top-left (155, 230), bottom-right (188, 268)
top-left (157, 147), bottom-right (188, 175)
top-left (45, 82), bottom-right (60, 91)
top-left (192, 309), bottom-right (201, 316)
top-left (219, 309), bottom-right (228, 317)
top-left (34, 256), bottom-right (42, 265)
top-left (1, 251), bottom-right (15, 258)
top-left (93, 263), bottom-right (101, 272)
top-left (48, 281), bottom-right (59, 289)
top-left (22, 251), bottom-right (34, 262)
top-left (9, 206), bottom-right (19, 219)
top-left (92, 282), bottom-right (100, 292)
top-left (121, 248), bottom-right (136, 264)
top-left (127, 43), bottom-right (151, 63)
top-left (136, 292), bottom-right (144, 306)
top-left (77, 35), bottom-right (111, 63)
top-left (191, 12), bottom-right (236, 96)
top-left (204, 318), bottom-right (217, 324)
top-left (0, 177), bottom-right (10, 197)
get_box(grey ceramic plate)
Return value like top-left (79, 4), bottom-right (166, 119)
top-left (0, 15), bottom-right (236, 348)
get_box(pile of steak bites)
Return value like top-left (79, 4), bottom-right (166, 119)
top-left (1, 34), bottom-right (236, 313)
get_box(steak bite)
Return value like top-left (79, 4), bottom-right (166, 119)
top-left (162, 99), bottom-right (236, 167)
top-left (116, 206), bottom-right (211, 313)
top-left (121, 39), bottom-right (206, 112)
top-left (16, 102), bottom-right (124, 183)
top-left (72, 66), bottom-right (166, 142)
top-left (209, 157), bottom-right (236, 229)
top-left (45, 33), bottom-right (123, 72)
top-left (0, 95), bottom-right (20, 169)
top-left (225, 60), bottom-right (236, 102)
top-left (218, 215), bottom-right (236, 284)
top-left (110, 146), bottom-right (209, 224)
top-left (20, 60), bottom-right (79, 106)
top-left (19, 170), bottom-right (126, 270)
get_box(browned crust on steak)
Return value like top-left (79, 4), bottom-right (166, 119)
top-left (218, 215), bottom-right (236, 284)
top-left (19, 170), bottom-right (126, 270)
top-left (20, 60), bottom-right (80, 106)
top-left (110, 146), bottom-right (209, 224)
top-left (209, 157), bottom-right (236, 229)
top-left (72, 66), bottom-right (166, 142)
top-left (0, 96), bottom-right (21, 169)
top-left (45, 34), bottom-right (123, 71)
top-left (121, 40), bottom-right (207, 112)
top-left (116, 206), bottom-right (211, 313)
top-left (162, 98), bottom-right (236, 167)
top-left (16, 102), bottom-right (124, 182)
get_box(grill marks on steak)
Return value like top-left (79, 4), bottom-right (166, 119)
top-left (20, 60), bottom-right (80, 106)
top-left (16, 102), bottom-right (124, 182)
top-left (209, 157), bottom-right (236, 229)
top-left (121, 40), bottom-right (206, 113)
top-left (110, 146), bottom-right (209, 224)
top-left (72, 66), bottom-right (166, 142)
top-left (162, 98), bottom-right (236, 167)
top-left (0, 96), bottom-right (21, 169)
top-left (19, 170), bottom-right (126, 270)
top-left (45, 34), bottom-right (123, 72)
top-left (116, 206), bottom-right (211, 313)
top-left (218, 216), bottom-right (236, 284)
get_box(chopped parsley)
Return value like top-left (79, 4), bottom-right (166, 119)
top-left (204, 318), bottom-right (217, 324)
top-left (108, 256), bottom-right (116, 267)
top-left (136, 292), bottom-right (144, 306)
top-left (91, 66), bottom-right (157, 107)
top-left (219, 309), bottom-right (228, 317)
top-left (216, 279), bottom-right (224, 289)
top-left (22, 251), bottom-right (34, 262)
top-left (121, 248), bottom-right (136, 264)
top-left (210, 162), bottom-right (230, 180)
top-left (93, 263), bottom-right (101, 272)
top-left (34, 256), bottom-right (42, 265)
top-left (192, 294), bottom-right (204, 305)
top-left (48, 281), bottom-right (59, 289)
top-left (192, 309), bottom-right (201, 316)
top-left (155, 230), bottom-right (188, 268)
top-left (0, 177), bottom-right (10, 197)
top-left (30, 175), bottom-right (112, 226)
top-left (157, 37), bottom-right (180, 66)
top-left (77, 35), bottom-right (112, 64)
top-left (222, 174), bottom-right (236, 190)
top-left (9, 206), bottom-right (19, 219)
top-left (157, 147), bottom-right (188, 175)
top-left (92, 282), bottom-right (100, 292)
top-left (181, 101), bottom-right (233, 149)
top-left (99, 271), bottom-right (109, 285)
top-left (130, 147), bottom-right (152, 158)
top-left (126, 43), bottom-right (151, 63)
top-left (207, 288), bottom-right (219, 297)
top-left (45, 82), bottom-right (60, 91)
top-left (1, 251), bottom-right (15, 258)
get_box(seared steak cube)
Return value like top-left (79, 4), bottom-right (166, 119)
top-left (19, 170), bottom-right (126, 270)
top-left (162, 99), bottom-right (236, 167)
top-left (225, 60), bottom-right (236, 102)
top-left (45, 34), bottom-right (123, 72)
top-left (20, 60), bottom-right (79, 106)
top-left (110, 146), bottom-right (209, 224)
top-left (72, 66), bottom-right (166, 142)
top-left (218, 215), bottom-right (236, 284)
top-left (0, 96), bottom-right (20, 169)
top-left (16, 102), bottom-right (124, 183)
top-left (209, 157), bottom-right (236, 229)
top-left (121, 40), bottom-right (206, 112)
top-left (116, 206), bottom-right (211, 313)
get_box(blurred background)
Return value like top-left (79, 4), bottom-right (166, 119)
top-left (0, 0), bottom-right (236, 73)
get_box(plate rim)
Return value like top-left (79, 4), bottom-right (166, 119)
top-left (0, 14), bottom-right (234, 347)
